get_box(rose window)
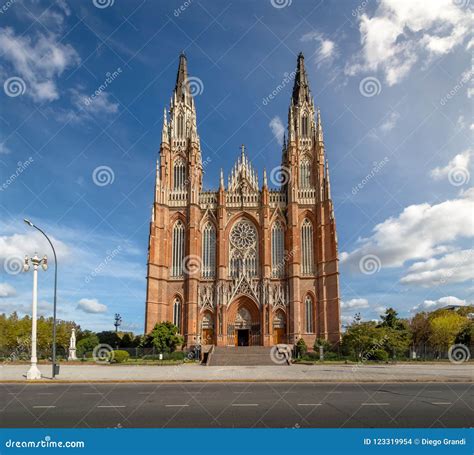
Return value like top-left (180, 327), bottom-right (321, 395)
top-left (230, 220), bottom-right (256, 250)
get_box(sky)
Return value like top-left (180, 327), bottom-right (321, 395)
top-left (0, 0), bottom-right (472, 333)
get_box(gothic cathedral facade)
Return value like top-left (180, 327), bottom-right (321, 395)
top-left (145, 53), bottom-right (341, 348)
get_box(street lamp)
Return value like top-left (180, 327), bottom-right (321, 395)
top-left (24, 253), bottom-right (48, 380)
top-left (24, 219), bottom-right (59, 379)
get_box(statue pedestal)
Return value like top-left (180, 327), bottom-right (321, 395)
top-left (68, 348), bottom-right (77, 361)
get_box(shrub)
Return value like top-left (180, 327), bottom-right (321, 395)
top-left (302, 352), bottom-right (319, 361)
top-left (367, 349), bottom-right (388, 362)
top-left (314, 338), bottom-right (332, 352)
top-left (168, 351), bottom-right (185, 360)
top-left (295, 338), bottom-right (307, 357)
top-left (112, 350), bottom-right (130, 363)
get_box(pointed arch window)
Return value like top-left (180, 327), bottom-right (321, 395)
top-left (173, 158), bottom-right (186, 190)
top-left (202, 222), bottom-right (216, 278)
top-left (300, 158), bottom-right (311, 188)
top-left (305, 295), bottom-right (314, 333)
top-left (177, 113), bottom-right (184, 138)
top-left (173, 297), bottom-right (182, 331)
top-left (301, 218), bottom-right (314, 275)
top-left (301, 114), bottom-right (309, 137)
top-left (229, 219), bottom-right (258, 278)
top-left (171, 220), bottom-right (185, 277)
top-left (271, 221), bottom-right (285, 277)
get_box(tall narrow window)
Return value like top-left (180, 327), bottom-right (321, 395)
top-left (300, 158), bottom-right (311, 188)
top-left (173, 298), bottom-right (181, 331)
top-left (171, 220), bottom-right (185, 277)
top-left (301, 114), bottom-right (309, 137)
top-left (173, 158), bottom-right (186, 190)
top-left (202, 222), bottom-right (216, 278)
top-left (301, 218), bottom-right (314, 274)
top-left (177, 114), bottom-right (184, 138)
top-left (305, 295), bottom-right (314, 333)
top-left (271, 221), bottom-right (285, 277)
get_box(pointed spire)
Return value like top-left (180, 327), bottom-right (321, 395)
top-left (325, 159), bottom-right (331, 200)
top-left (263, 168), bottom-right (268, 188)
top-left (161, 107), bottom-right (169, 144)
top-left (220, 168), bottom-right (224, 189)
top-left (292, 52), bottom-right (311, 105)
top-left (317, 108), bottom-right (324, 144)
top-left (174, 52), bottom-right (191, 104)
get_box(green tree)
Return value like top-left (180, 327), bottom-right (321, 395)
top-left (76, 334), bottom-right (100, 357)
top-left (429, 312), bottom-right (466, 353)
top-left (147, 322), bottom-right (184, 354)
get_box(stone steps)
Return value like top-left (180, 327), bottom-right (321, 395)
top-left (207, 346), bottom-right (290, 366)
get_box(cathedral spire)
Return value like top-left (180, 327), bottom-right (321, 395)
top-left (161, 107), bottom-right (169, 144)
top-left (174, 52), bottom-right (191, 104)
top-left (316, 108), bottom-right (324, 144)
top-left (292, 52), bottom-right (311, 105)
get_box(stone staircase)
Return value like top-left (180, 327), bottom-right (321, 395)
top-left (207, 346), bottom-right (290, 366)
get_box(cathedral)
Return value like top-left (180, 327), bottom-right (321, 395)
top-left (145, 53), bottom-right (341, 349)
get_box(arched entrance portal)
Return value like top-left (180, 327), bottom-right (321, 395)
top-left (227, 296), bottom-right (261, 346)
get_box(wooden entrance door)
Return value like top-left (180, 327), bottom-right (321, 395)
top-left (273, 328), bottom-right (285, 344)
top-left (202, 329), bottom-right (214, 345)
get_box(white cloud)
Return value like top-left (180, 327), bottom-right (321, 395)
top-left (411, 295), bottom-right (467, 313)
top-left (0, 27), bottom-right (80, 102)
top-left (430, 149), bottom-right (471, 181)
top-left (369, 111), bottom-right (400, 139)
top-left (401, 249), bottom-right (473, 286)
top-left (269, 116), bottom-right (285, 146)
top-left (341, 298), bottom-right (369, 309)
top-left (341, 189), bottom-right (474, 280)
top-left (66, 89), bottom-right (119, 122)
top-left (345, 0), bottom-right (471, 85)
top-left (0, 283), bottom-right (16, 298)
top-left (0, 142), bottom-right (11, 154)
top-left (301, 31), bottom-right (337, 67)
top-left (77, 298), bottom-right (107, 314)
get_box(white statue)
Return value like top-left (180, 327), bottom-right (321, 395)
top-left (68, 328), bottom-right (77, 361)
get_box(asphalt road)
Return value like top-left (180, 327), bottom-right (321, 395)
top-left (1, 382), bottom-right (472, 428)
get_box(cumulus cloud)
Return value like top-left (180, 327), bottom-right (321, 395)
top-left (341, 298), bottom-right (369, 309)
top-left (0, 142), bottom-right (11, 155)
top-left (0, 283), bottom-right (16, 298)
top-left (301, 31), bottom-right (337, 67)
top-left (430, 149), bottom-right (471, 181)
top-left (345, 0), bottom-right (471, 85)
top-left (67, 88), bottom-right (119, 122)
top-left (341, 189), bottom-right (474, 283)
top-left (411, 295), bottom-right (467, 313)
top-left (0, 27), bottom-right (80, 102)
top-left (77, 298), bottom-right (107, 314)
top-left (368, 111), bottom-right (400, 139)
top-left (269, 116), bottom-right (285, 145)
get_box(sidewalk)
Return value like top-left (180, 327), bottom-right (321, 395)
top-left (1, 363), bottom-right (472, 383)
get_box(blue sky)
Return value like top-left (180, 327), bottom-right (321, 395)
top-left (0, 0), bottom-right (472, 333)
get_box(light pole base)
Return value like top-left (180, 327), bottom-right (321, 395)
top-left (26, 364), bottom-right (42, 380)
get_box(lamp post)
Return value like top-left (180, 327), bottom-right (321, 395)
top-left (24, 253), bottom-right (48, 380)
top-left (24, 219), bottom-right (59, 379)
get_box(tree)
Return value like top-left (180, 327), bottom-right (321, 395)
top-left (341, 321), bottom-right (384, 359)
top-left (410, 312), bottom-right (431, 347)
top-left (76, 334), bottom-right (100, 357)
top-left (379, 308), bottom-right (405, 330)
top-left (147, 322), bottom-right (184, 354)
top-left (429, 312), bottom-right (466, 354)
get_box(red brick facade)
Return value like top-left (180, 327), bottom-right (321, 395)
top-left (145, 53), bottom-right (341, 348)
